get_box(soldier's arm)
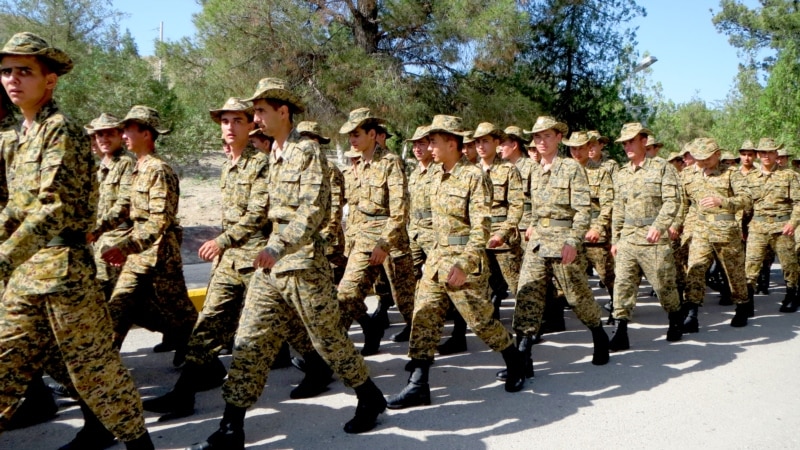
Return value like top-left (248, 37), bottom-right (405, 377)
top-left (670, 167), bottom-right (687, 230)
top-left (378, 157), bottom-right (408, 252)
top-left (117, 168), bottom-right (173, 255)
top-left (499, 165), bottom-right (524, 241)
top-left (591, 167), bottom-right (614, 235)
top-left (789, 171), bottom-right (800, 230)
top-left (653, 164), bottom-right (679, 234)
top-left (610, 171), bottom-right (625, 246)
top-left (567, 164), bottom-right (591, 248)
top-left (319, 165), bottom-right (343, 245)
top-left (215, 158), bottom-right (270, 250)
top-left (457, 171), bottom-right (490, 274)
top-left (94, 158), bottom-right (133, 235)
top-left (723, 170), bottom-right (752, 213)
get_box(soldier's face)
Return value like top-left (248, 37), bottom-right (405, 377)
top-left (412, 138), bottom-right (431, 163)
top-left (695, 151), bottom-right (720, 172)
top-left (569, 143), bottom-right (591, 165)
top-left (122, 123), bottom-right (149, 152)
top-left (349, 127), bottom-right (376, 152)
top-left (758, 150), bottom-right (777, 169)
top-left (475, 136), bottom-right (498, 160)
top-left (527, 147), bottom-right (540, 161)
top-left (252, 100), bottom-right (283, 136)
top-left (462, 142), bottom-right (478, 162)
top-left (588, 142), bottom-right (604, 161)
top-left (670, 159), bottom-right (684, 172)
top-left (683, 153), bottom-right (695, 166)
top-left (94, 128), bottom-right (123, 155)
top-left (220, 111), bottom-right (254, 147)
top-left (499, 139), bottom-right (520, 161)
top-left (739, 150), bottom-right (755, 167)
top-left (532, 129), bottom-right (560, 159)
top-left (778, 155), bottom-right (788, 167)
top-left (622, 135), bottom-right (647, 161)
top-left (429, 133), bottom-right (456, 164)
top-left (0, 55), bottom-right (56, 111)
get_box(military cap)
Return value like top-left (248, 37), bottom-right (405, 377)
top-left (297, 121), bottom-right (331, 144)
top-left (472, 122), bottom-right (507, 140)
top-left (739, 139), bottom-right (756, 152)
top-left (405, 125), bottom-right (430, 142)
top-left (463, 131), bottom-right (475, 144)
top-left (85, 113), bottom-right (122, 135)
top-left (615, 122), bottom-right (652, 143)
top-left (645, 135), bottom-right (664, 149)
top-left (679, 144), bottom-right (692, 156)
top-left (118, 105), bottom-right (170, 135)
top-left (0, 32), bottom-right (73, 76)
top-left (525, 116), bottom-right (568, 135)
top-left (587, 130), bottom-right (610, 144)
top-left (243, 77), bottom-right (305, 113)
top-left (720, 152), bottom-right (740, 162)
top-left (503, 126), bottom-right (529, 144)
top-left (666, 152), bottom-right (683, 162)
top-left (688, 137), bottom-right (721, 161)
top-left (778, 148), bottom-right (789, 157)
top-left (755, 137), bottom-right (783, 152)
top-left (561, 130), bottom-right (596, 147)
top-left (344, 147), bottom-right (361, 158)
top-left (339, 107), bottom-right (385, 134)
top-left (209, 97), bottom-right (253, 124)
top-left (248, 127), bottom-right (268, 138)
top-left (425, 115), bottom-right (471, 137)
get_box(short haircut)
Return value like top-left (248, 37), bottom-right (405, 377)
top-left (128, 122), bottom-right (159, 143)
top-left (263, 98), bottom-right (295, 123)
top-left (359, 120), bottom-right (383, 135)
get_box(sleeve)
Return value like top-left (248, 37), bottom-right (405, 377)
top-left (94, 158), bottom-right (133, 235)
top-left (319, 165), bottom-right (344, 245)
top-left (789, 171), bottom-right (800, 230)
top-left (721, 170), bottom-right (752, 214)
top-left (591, 167), bottom-right (614, 236)
top-left (215, 159), bottom-right (270, 249)
top-left (499, 165), bottom-right (524, 242)
top-left (378, 157), bottom-right (408, 252)
top-left (568, 164), bottom-right (591, 247)
top-left (611, 171), bottom-right (625, 246)
top-left (457, 172), bottom-right (490, 274)
top-left (653, 164), bottom-right (679, 234)
top-left (117, 168), bottom-right (173, 255)
top-left (670, 166), bottom-right (687, 230)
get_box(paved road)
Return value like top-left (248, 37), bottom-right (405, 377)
top-left (2, 265), bottom-right (800, 449)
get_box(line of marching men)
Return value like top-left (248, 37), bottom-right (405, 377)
top-left (2, 31), bottom-right (799, 450)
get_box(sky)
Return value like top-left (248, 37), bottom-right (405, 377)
top-left (114, 0), bottom-right (762, 106)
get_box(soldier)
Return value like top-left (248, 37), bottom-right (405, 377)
top-left (499, 126), bottom-right (535, 244)
top-left (646, 135), bottom-right (665, 158)
top-left (336, 107), bottom-right (415, 355)
top-left (609, 123), bottom-right (682, 350)
top-left (248, 127), bottom-right (273, 152)
top-left (739, 140), bottom-right (757, 175)
top-left (386, 115), bottom-right (526, 410)
top-left (746, 138), bottom-right (800, 313)
top-left (462, 131), bottom-right (478, 164)
top-left (667, 152), bottom-right (684, 173)
top-left (101, 106), bottom-right (198, 367)
top-left (0, 32), bottom-right (153, 449)
top-left (588, 130), bottom-right (618, 179)
top-left (509, 120), bottom-right (610, 381)
top-left (0, 85), bottom-right (15, 208)
top-left (189, 79), bottom-right (386, 449)
top-left (681, 138), bottom-right (753, 329)
top-left (777, 148), bottom-right (790, 168)
top-left (720, 152), bottom-right (740, 171)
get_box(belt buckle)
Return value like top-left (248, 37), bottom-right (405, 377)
top-left (541, 218), bottom-right (550, 227)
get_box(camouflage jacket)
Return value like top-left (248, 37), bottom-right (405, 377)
top-left (426, 156), bottom-right (490, 281)
top-left (482, 155), bottom-right (523, 247)
top-left (348, 144), bottom-right (410, 254)
top-left (320, 156), bottom-right (345, 257)
top-left (585, 160), bottom-right (614, 243)
top-left (115, 152), bottom-right (182, 273)
top-left (747, 166), bottom-right (800, 235)
top-left (612, 156), bottom-right (679, 246)
top-left (602, 158), bottom-right (619, 180)
top-left (0, 100), bottom-right (98, 294)
top-left (342, 163), bottom-right (360, 256)
top-left (407, 161), bottom-right (440, 244)
top-left (684, 165), bottom-right (751, 242)
top-left (674, 166), bottom-right (700, 244)
top-left (0, 110), bottom-right (18, 210)
top-left (514, 156), bottom-right (536, 231)
top-left (93, 150), bottom-right (135, 235)
top-left (529, 156), bottom-right (591, 257)
top-left (214, 145), bottom-right (271, 271)
top-left (264, 128), bottom-right (330, 274)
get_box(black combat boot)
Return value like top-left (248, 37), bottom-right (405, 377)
top-left (496, 334), bottom-right (534, 381)
top-left (144, 359), bottom-right (225, 421)
top-left (58, 401), bottom-right (116, 450)
top-left (8, 375), bottom-right (58, 430)
top-left (387, 359), bottom-right (432, 409)
top-left (125, 431), bottom-right (155, 450)
top-left (371, 295), bottom-right (393, 330)
top-left (746, 284), bottom-right (756, 318)
top-left (666, 311), bottom-right (684, 342)
top-left (540, 293), bottom-right (566, 334)
top-left (290, 351), bottom-right (334, 399)
top-left (590, 325), bottom-right (610, 366)
top-left (605, 287), bottom-right (616, 325)
top-left (344, 378), bottom-right (387, 433)
top-left (779, 286), bottom-right (800, 313)
top-left (757, 259), bottom-right (771, 294)
top-left (172, 323), bottom-right (194, 368)
top-left (681, 302), bottom-right (699, 333)
top-left (271, 342), bottom-right (293, 369)
top-left (730, 300), bottom-right (750, 327)
top-left (48, 380), bottom-right (73, 398)
top-left (357, 315), bottom-right (384, 356)
top-left (500, 343), bottom-right (526, 392)
top-left (187, 403), bottom-right (246, 450)
top-left (390, 323), bottom-right (411, 342)
top-left (438, 313), bottom-right (467, 355)
top-left (608, 319), bottom-right (629, 352)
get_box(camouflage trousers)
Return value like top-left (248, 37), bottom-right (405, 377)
top-left (487, 244), bottom-right (523, 298)
top-left (338, 250), bottom-right (416, 326)
top-left (746, 231), bottom-right (798, 288)
top-left (107, 265), bottom-right (198, 346)
top-left (0, 283), bottom-right (146, 441)
top-left (223, 263), bottom-right (370, 408)
top-left (512, 242), bottom-right (602, 336)
top-left (612, 240), bottom-right (680, 321)
top-left (585, 243), bottom-right (615, 292)
top-left (686, 237), bottom-right (747, 306)
top-left (672, 237), bottom-right (690, 294)
top-left (408, 263), bottom-right (513, 360)
top-left (94, 229), bottom-right (129, 300)
top-left (410, 233), bottom-right (435, 281)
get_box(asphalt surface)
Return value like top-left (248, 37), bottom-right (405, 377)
top-left (2, 263), bottom-right (800, 449)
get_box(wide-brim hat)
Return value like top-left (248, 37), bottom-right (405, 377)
top-left (615, 122), bottom-right (652, 143)
top-left (756, 137), bottom-right (783, 152)
top-left (525, 116), bottom-right (568, 135)
top-left (243, 77), bottom-right (305, 113)
top-left (209, 97), bottom-right (254, 124)
top-left (720, 152), bottom-right (740, 162)
top-left (666, 152), bottom-right (683, 162)
top-left (344, 148), bottom-right (361, 158)
top-left (645, 135), bottom-right (664, 148)
top-left (0, 32), bottom-right (73, 76)
top-left (425, 115), bottom-right (471, 138)
top-left (778, 148), bottom-right (789, 157)
top-left (739, 139), bottom-right (755, 152)
top-left (503, 126), bottom-right (528, 144)
top-left (297, 121), bottom-right (331, 144)
top-left (472, 122), bottom-right (506, 140)
top-left (463, 131), bottom-right (475, 144)
top-left (562, 131), bottom-right (596, 147)
top-left (339, 107), bottom-right (386, 134)
top-left (405, 125), bottom-right (430, 142)
top-left (688, 137), bottom-right (721, 161)
top-left (85, 113), bottom-right (122, 134)
top-left (118, 105), bottom-right (170, 135)
top-left (588, 130), bottom-right (609, 144)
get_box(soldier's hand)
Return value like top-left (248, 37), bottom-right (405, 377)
top-left (782, 223), bottom-right (795, 236)
top-left (487, 235), bottom-right (505, 248)
top-left (585, 229), bottom-right (600, 243)
top-left (369, 246), bottom-right (388, 266)
top-left (646, 227), bottom-right (662, 243)
top-left (699, 196), bottom-right (722, 208)
top-left (254, 249), bottom-right (276, 269)
top-left (525, 228), bottom-right (534, 241)
top-left (668, 227), bottom-right (680, 241)
top-left (198, 240), bottom-right (222, 262)
top-left (101, 246), bottom-right (126, 267)
top-left (561, 244), bottom-right (577, 265)
top-left (447, 265), bottom-right (467, 287)
top-left (611, 245), bottom-right (618, 257)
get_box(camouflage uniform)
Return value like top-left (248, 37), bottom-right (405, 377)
top-left (107, 152), bottom-right (198, 345)
top-left (0, 110), bottom-right (17, 209)
top-left (408, 161), bottom-right (441, 281)
top-left (483, 155), bottom-right (524, 298)
top-left (515, 156), bottom-right (536, 233)
top-left (322, 161), bottom-right (347, 284)
top-left (672, 165), bottom-right (698, 298)
top-left (409, 156), bottom-right (513, 360)
top-left (584, 160), bottom-right (615, 293)
top-left (0, 100), bottom-right (146, 441)
top-left (513, 156), bottom-right (602, 335)
top-left (612, 157), bottom-right (681, 320)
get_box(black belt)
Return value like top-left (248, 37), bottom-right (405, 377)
top-left (539, 218), bottom-right (572, 227)
top-left (624, 218), bottom-right (656, 227)
top-left (491, 215), bottom-right (507, 223)
top-left (47, 230), bottom-right (86, 248)
top-left (753, 214), bottom-right (792, 223)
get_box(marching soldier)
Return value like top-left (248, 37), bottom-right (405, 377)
top-left (588, 130), bottom-right (618, 178)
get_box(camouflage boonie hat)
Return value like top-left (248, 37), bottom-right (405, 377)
top-left (463, 131), bottom-right (475, 144)
top-left (778, 148), bottom-right (789, 157)
top-left (720, 152), bottom-right (740, 161)
top-left (248, 127), bottom-right (269, 138)
top-left (425, 115), bottom-right (471, 137)
top-left (85, 113), bottom-right (122, 135)
top-left (739, 139), bottom-right (755, 152)
top-left (688, 137), bottom-right (721, 161)
top-left (680, 144), bottom-right (692, 156)
top-left (666, 152), bottom-right (683, 162)
top-left (405, 125), bottom-right (430, 142)
top-left (562, 131), bottom-right (596, 147)
top-left (339, 107), bottom-right (385, 134)
top-left (645, 135), bottom-right (664, 148)
top-left (119, 105), bottom-right (170, 135)
top-left (503, 126), bottom-right (528, 144)
top-left (615, 122), bottom-right (652, 143)
top-left (209, 97), bottom-right (253, 124)
top-left (588, 130), bottom-right (610, 144)
top-left (0, 32), bottom-right (73, 76)
top-left (344, 147), bottom-right (361, 158)
top-left (755, 137), bottom-right (783, 152)
top-left (472, 122), bottom-right (506, 140)
top-left (525, 116), bottom-right (568, 135)
top-left (297, 121), bottom-right (331, 144)
top-left (243, 77), bottom-right (305, 113)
